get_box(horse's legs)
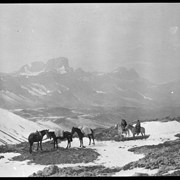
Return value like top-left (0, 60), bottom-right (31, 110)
top-left (37, 141), bottom-right (39, 151)
top-left (54, 140), bottom-right (55, 149)
top-left (29, 145), bottom-right (32, 154)
top-left (91, 133), bottom-right (95, 145)
top-left (56, 139), bottom-right (58, 149)
top-left (29, 142), bottom-right (33, 154)
top-left (88, 135), bottom-right (91, 145)
top-left (82, 138), bottom-right (85, 148)
top-left (66, 140), bottom-right (69, 149)
top-left (53, 139), bottom-right (55, 149)
top-left (79, 138), bottom-right (82, 147)
top-left (133, 133), bottom-right (135, 138)
top-left (126, 130), bottom-right (129, 137)
top-left (40, 141), bottom-right (42, 150)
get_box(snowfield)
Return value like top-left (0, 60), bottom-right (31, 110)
top-left (0, 108), bottom-right (180, 176)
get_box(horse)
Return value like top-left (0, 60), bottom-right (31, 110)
top-left (115, 123), bottom-right (130, 138)
top-left (47, 129), bottom-right (73, 149)
top-left (71, 126), bottom-right (95, 148)
top-left (28, 129), bottom-right (49, 154)
top-left (126, 124), bottom-right (145, 137)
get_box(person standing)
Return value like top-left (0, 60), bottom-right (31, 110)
top-left (121, 119), bottom-right (127, 132)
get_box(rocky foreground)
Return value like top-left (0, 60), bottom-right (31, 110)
top-left (0, 141), bottom-right (99, 165)
top-left (29, 165), bottom-right (122, 177)
top-left (122, 133), bottom-right (180, 176)
top-left (29, 133), bottom-right (180, 176)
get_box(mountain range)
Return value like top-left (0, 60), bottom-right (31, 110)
top-left (1, 57), bottom-right (180, 118)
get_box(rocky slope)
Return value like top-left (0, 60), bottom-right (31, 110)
top-left (2, 57), bottom-right (180, 117)
top-left (29, 165), bottom-right (121, 177)
top-left (122, 133), bottom-right (180, 176)
top-left (2, 56), bottom-right (180, 119)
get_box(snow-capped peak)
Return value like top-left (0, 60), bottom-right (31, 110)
top-left (18, 61), bottom-right (45, 76)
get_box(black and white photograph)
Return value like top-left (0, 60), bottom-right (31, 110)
top-left (0, 3), bottom-right (180, 177)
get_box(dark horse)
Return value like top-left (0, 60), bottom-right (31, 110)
top-left (47, 129), bottom-right (73, 149)
top-left (71, 126), bottom-right (95, 148)
top-left (28, 129), bottom-right (49, 154)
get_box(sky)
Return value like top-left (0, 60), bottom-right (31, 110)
top-left (0, 3), bottom-right (180, 83)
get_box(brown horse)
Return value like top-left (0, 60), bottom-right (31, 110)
top-left (47, 129), bottom-right (73, 149)
top-left (28, 129), bottom-right (49, 154)
top-left (126, 124), bottom-right (145, 137)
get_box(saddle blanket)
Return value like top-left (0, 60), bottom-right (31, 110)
top-left (54, 129), bottom-right (64, 137)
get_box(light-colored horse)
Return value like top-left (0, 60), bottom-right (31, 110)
top-left (126, 124), bottom-right (145, 137)
top-left (115, 124), bottom-right (130, 138)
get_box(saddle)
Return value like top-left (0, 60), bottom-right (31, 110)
top-left (35, 131), bottom-right (42, 137)
top-left (55, 129), bottom-right (64, 137)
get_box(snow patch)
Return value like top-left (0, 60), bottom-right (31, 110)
top-left (60, 84), bottom-right (70, 91)
top-left (116, 87), bottom-right (124, 91)
top-left (96, 90), bottom-right (106, 94)
top-left (20, 67), bottom-right (45, 76)
top-left (113, 168), bottom-right (158, 176)
top-left (97, 72), bottom-right (105, 76)
top-left (21, 84), bottom-right (52, 96)
top-left (0, 153), bottom-right (46, 177)
top-left (138, 92), bottom-right (152, 100)
top-left (57, 66), bottom-right (67, 74)
top-left (57, 90), bottom-right (62, 94)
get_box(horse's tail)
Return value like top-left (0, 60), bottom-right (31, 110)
top-left (28, 134), bottom-right (33, 154)
top-left (28, 134), bottom-right (33, 143)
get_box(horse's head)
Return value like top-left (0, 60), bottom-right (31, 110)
top-left (44, 129), bottom-right (50, 138)
top-left (71, 127), bottom-right (75, 135)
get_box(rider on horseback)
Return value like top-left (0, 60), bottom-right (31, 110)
top-left (135, 120), bottom-right (141, 134)
top-left (121, 119), bottom-right (127, 132)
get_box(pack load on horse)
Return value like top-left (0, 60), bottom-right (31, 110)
top-left (121, 119), bottom-right (128, 132)
top-left (46, 128), bottom-right (73, 149)
top-left (115, 119), bottom-right (130, 138)
top-left (28, 129), bottom-right (49, 154)
top-left (71, 126), bottom-right (95, 148)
